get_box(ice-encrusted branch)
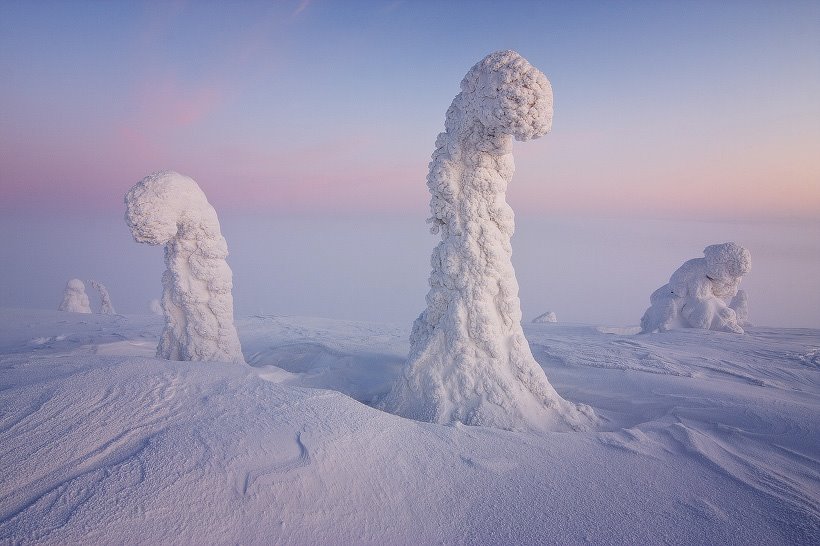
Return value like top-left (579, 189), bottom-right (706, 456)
top-left (125, 171), bottom-right (244, 363)
top-left (641, 242), bottom-right (751, 334)
top-left (89, 280), bottom-right (115, 315)
top-left (380, 51), bottom-right (594, 432)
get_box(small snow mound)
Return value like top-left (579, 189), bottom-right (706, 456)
top-left (532, 311), bottom-right (558, 324)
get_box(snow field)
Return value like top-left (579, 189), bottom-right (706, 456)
top-left (1, 309), bottom-right (817, 543)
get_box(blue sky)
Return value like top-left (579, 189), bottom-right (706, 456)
top-left (2, 0), bottom-right (818, 218)
top-left (1, 1), bottom-right (819, 326)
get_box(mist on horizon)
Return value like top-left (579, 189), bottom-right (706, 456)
top-left (1, 212), bottom-right (817, 330)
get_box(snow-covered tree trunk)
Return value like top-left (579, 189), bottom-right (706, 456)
top-left (381, 51), bottom-right (594, 432)
top-left (125, 171), bottom-right (244, 364)
top-left (89, 280), bottom-right (115, 314)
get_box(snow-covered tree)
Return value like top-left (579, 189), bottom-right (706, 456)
top-left (88, 280), bottom-right (115, 315)
top-left (641, 242), bottom-right (751, 334)
top-left (58, 278), bottom-right (92, 314)
top-left (532, 311), bottom-right (558, 324)
top-left (125, 171), bottom-right (244, 363)
top-left (380, 51), bottom-right (594, 432)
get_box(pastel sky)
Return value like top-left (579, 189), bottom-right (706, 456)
top-left (2, 0), bottom-right (819, 219)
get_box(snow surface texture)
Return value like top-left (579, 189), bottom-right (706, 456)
top-left (381, 51), bottom-right (593, 432)
top-left (88, 280), bottom-right (114, 315)
top-left (57, 279), bottom-right (91, 314)
top-left (0, 309), bottom-right (818, 544)
top-left (641, 242), bottom-right (752, 334)
top-left (532, 311), bottom-right (557, 323)
top-left (124, 171), bottom-right (244, 363)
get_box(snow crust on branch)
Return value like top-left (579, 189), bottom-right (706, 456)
top-left (730, 289), bottom-right (751, 328)
top-left (89, 280), bottom-right (115, 315)
top-left (58, 279), bottom-right (92, 314)
top-left (380, 51), bottom-right (594, 432)
top-left (641, 242), bottom-right (751, 334)
top-left (532, 311), bottom-right (558, 324)
top-left (125, 171), bottom-right (244, 363)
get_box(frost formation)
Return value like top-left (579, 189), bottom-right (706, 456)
top-left (58, 279), bottom-right (92, 314)
top-left (641, 242), bottom-right (751, 334)
top-left (532, 311), bottom-right (558, 324)
top-left (89, 280), bottom-right (115, 315)
top-left (125, 171), bottom-right (244, 363)
top-left (381, 51), bottom-right (593, 432)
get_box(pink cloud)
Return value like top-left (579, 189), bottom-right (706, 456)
top-left (130, 78), bottom-right (225, 129)
top-left (291, 0), bottom-right (311, 18)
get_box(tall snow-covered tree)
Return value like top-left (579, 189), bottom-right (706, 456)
top-left (381, 51), bottom-right (594, 432)
top-left (125, 171), bottom-right (244, 363)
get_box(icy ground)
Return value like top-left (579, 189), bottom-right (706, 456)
top-left (1, 308), bottom-right (818, 544)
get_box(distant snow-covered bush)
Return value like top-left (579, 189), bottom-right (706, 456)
top-left (532, 311), bottom-right (558, 324)
top-left (149, 299), bottom-right (163, 316)
top-left (125, 171), bottom-right (244, 363)
top-left (641, 242), bottom-right (751, 334)
top-left (58, 278), bottom-right (92, 314)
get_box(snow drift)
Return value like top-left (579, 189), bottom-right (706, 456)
top-left (381, 50), bottom-right (593, 432)
top-left (125, 171), bottom-right (244, 363)
top-left (88, 280), bottom-right (114, 315)
top-left (57, 279), bottom-right (91, 314)
top-left (641, 242), bottom-right (752, 334)
top-left (2, 309), bottom-right (817, 544)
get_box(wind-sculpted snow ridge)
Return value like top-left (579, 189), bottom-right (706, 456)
top-left (88, 280), bottom-right (114, 315)
top-left (125, 171), bottom-right (244, 363)
top-left (0, 310), bottom-right (818, 543)
top-left (380, 51), bottom-right (594, 432)
top-left (57, 279), bottom-right (91, 314)
top-left (641, 242), bottom-right (751, 334)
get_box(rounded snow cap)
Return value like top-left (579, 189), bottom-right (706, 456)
top-left (125, 170), bottom-right (216, 245)
top-left (460, 50), bottom-right (553, 141)
top-left (704, 242), bottom-right (751, 280)
top-left (66, 278), bottom-right (85, 292)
